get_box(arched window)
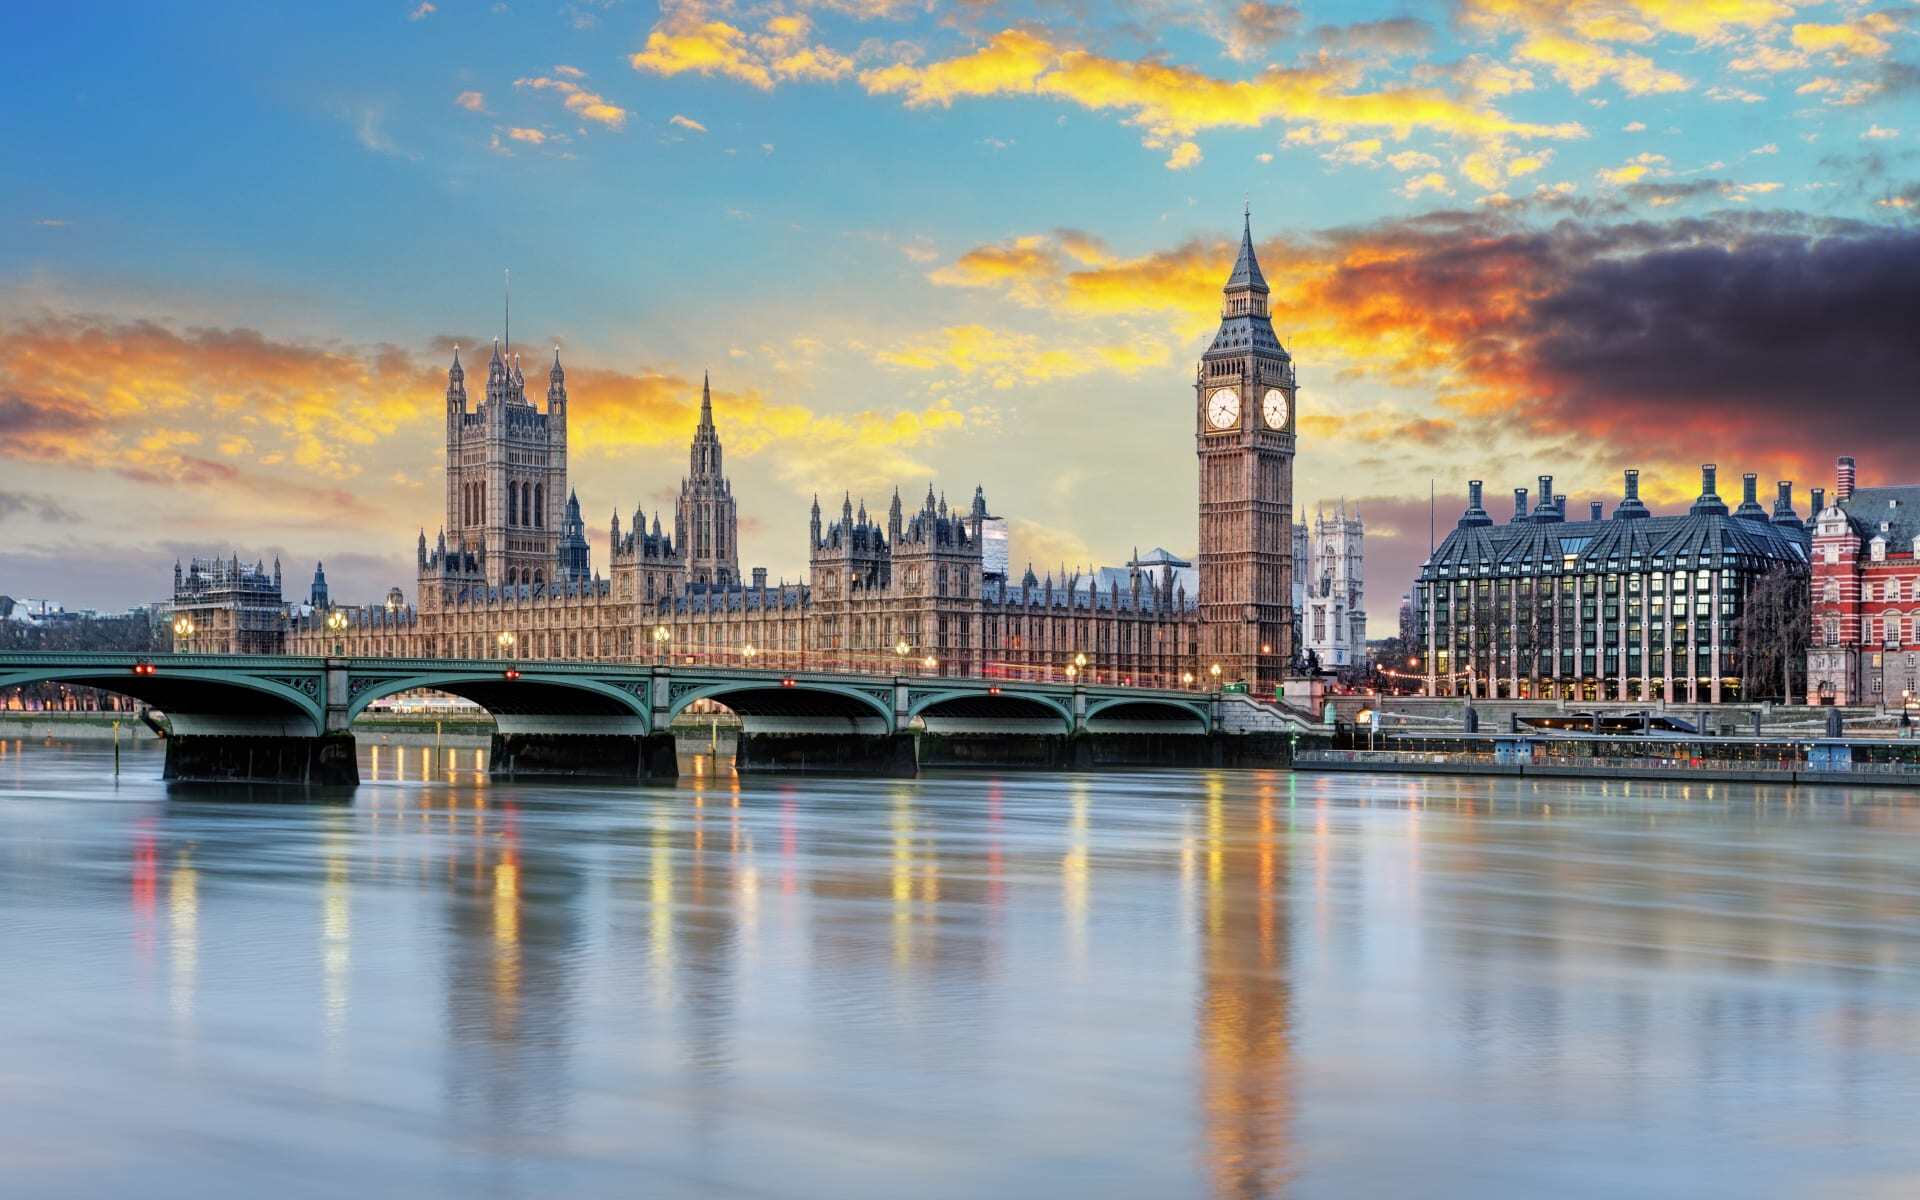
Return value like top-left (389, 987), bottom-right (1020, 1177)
top-left (534, 484), bottom-right (544, 528)
top-left (532, 569), bottom-right (543, 586)
top-left (509, 483), bottom-right (520, 526)
top-left (507, 568), bottom-right (518, 585)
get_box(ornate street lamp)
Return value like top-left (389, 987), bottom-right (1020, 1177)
top-left (496, 630), bottom-right (516, 658)
top-left (326, 608), bottom-right (348, 655)
top-left (1181, 669), bottom-right (1195, 688)
top-left (172, 615), bottom-right (195, 649)
top-left (923, 654), bottom-right (938, 675)
top-left (1208, 662), bottom-right (1222, 688)
top-left (653, 624), bottom-right (670, 666)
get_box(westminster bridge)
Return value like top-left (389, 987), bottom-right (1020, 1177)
top-left (0, 653), bottom-right (1311, 784)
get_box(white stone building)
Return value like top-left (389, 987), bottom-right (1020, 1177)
top-left (1298, 501), bottom-right (1366, 669)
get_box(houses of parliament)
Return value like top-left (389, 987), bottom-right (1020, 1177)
top-left (198, 214), bottom-right (1299, 688)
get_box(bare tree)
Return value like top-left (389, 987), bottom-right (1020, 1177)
top-left (1737, 565), bottom-right (1810, 703)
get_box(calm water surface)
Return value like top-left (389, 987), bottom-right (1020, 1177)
top-left (4, 739), bottom-right (1920, 1199)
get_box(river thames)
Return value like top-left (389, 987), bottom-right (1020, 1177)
top-left (4, 739), bottom-right (1920, 1198)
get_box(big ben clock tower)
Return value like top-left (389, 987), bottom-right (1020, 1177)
top-left (1196, 207), bottom-right (1295, 691)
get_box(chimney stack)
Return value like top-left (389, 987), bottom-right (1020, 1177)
top-left (1513, 487), bottom-right (1529, 522)
top-left (1536, 475), bottom-right (1554, 514)
top-left (1772, 480), bottom-right (1801, 527)
top-left (1837, 455), bottom-right (1856, 502)
top-left (1590, 501), bottom-right (1604, 521)
top-left (1458, 480), bottom-right (1493, 528)
top-left (752, 566), bottom-right (768, 589)
top-left (1691, 463), bottom-right (1728, 515)
top-left (1734, 472), bottom-right (1769, 521)
top-left (1810, 486), bottom-right (1826, 516)
top-left (1615, 468), bottom-right (1650, 520)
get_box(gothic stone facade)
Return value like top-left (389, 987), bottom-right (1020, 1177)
top-left (1417, 466), bottom-right (1810, 703)
top-left (1300, 502), bottom-right (1365, 669)
top-left (282, 214), bottom-right (1298, 687)
top-left (1806, 456), bottom-right (1920, 706)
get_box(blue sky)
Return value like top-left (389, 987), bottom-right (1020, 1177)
top-left (4, 1), bottom-right (1916, 619)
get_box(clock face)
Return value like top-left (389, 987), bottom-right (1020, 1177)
top-left (1206, 387), bottom-right (1239, 430)
top-left (1262, 388), bottom-right (1289, 430)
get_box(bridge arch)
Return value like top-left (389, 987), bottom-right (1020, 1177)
top-left (907, 687), bottom-right (1075, 734)
top-left (0, 664), bottom-right (327, 735)
top-left (1083, 695), bottom-right (1211, 734)
top-left (344, 671), bottom-right (652, 729)
top-left (669, 679), bottom-right (895, 733)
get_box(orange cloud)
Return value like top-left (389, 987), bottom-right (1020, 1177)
top-left (1459, 0), bottom-right (1797, 44)
top-left (873, 324), bottom-right (1172, 388)
top-left (1792, 14), bottom-right (1901, 61)
top-left (516, 71), bottom-right (627, 129)
top-left (1514, 32), bottom-right (1691, 94)
top-left (858, 27), bottom-right (1588, 154)
top-left (629, 7), bottom-right (851, 90)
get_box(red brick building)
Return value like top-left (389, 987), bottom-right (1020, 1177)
top-left (1807, 456), bottom-right (1920, 706)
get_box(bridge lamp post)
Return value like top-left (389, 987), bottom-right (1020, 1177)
top-left (497, 630), bottom-right (516, 660)
top-left (895, 639), bottom-right (910, 677)
top-left (743, 643), bottom-right (757, 667)
top-left (1181, 670), bottom-right (1194, 689)
top-left (923, 654), bottom-right (938, 676)
top-left (325, 609), bottom-right (348, 655)
top-left (652, 624), bottom-right (670, 666)
top-left (1208, 662), bottom-right (1222, 691)
top-left (1073, 652), bottom-right (1088, 683)
top-left (172, 615), bottom-right (194, 651)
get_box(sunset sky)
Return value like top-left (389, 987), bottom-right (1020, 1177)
top-left (5, 0), bottom-right (1917, 623)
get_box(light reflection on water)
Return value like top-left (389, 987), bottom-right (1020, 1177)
top-left (3, 741), bottom-right (1920, 1198)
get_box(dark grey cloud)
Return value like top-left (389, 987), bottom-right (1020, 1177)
top-left (0, 491), bottom-right (81, 524)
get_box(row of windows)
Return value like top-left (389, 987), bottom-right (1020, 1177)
top-left (1820, 613), bottom-right (1920, 646)
top-left (1822, 576), bottom-right (1920, 603)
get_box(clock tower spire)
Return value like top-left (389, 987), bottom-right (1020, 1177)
top-left (1195, 206), bottom-right (1295, 691)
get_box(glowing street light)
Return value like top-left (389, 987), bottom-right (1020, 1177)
top-left (923, 654), bottom-right (938, 674)
top-left (1064, 663), bottom-right (1078, 680)
top-left (172, 615), bottom-right (195, 643)
top-left (652, 624), bottom-right (670, 666)
top-left (743, 643), bottom-right (758, 664)
top-left (1181, 670), bottom-right (1195, 688)
top-left (496, 630), bottom-right (516, 658)
top-left (1208, 662), bottom-right (1222, 685)
top-left (326, 608), bottom-right (349, 655)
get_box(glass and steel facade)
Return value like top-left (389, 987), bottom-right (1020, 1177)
top-left (1416, 467), bottom-right (1809, 703)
